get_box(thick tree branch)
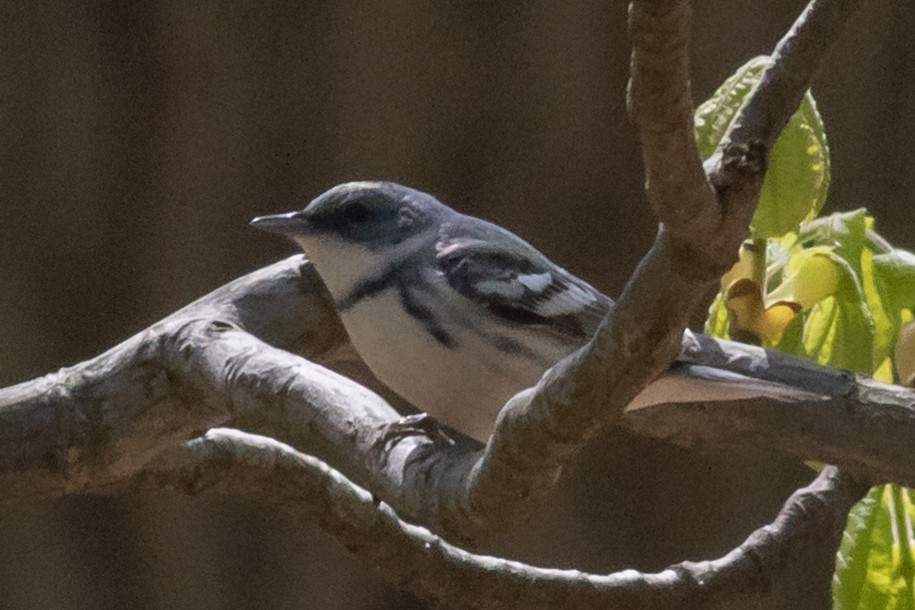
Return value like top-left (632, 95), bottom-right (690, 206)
top-left (0, 2), bottom-right (893, 608)
top-left (463, 0), bottom-right (866, 536)
top-left (0, 257), bottom-right (344, 497)
top-left (458, 0), bottom-right (710, 539)
top-left (138, 428), bottom-right (867, 610)
top-left (628, 0), bottom-right (714, 229)
top-left (0, 2), bottom-right (870, 539)
top-left (1, 256), bottom-right (911, 539)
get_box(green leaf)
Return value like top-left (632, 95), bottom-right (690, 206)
top-left (834, 487), bottom-right (885, 610)
top-left (752, 92), bottom-right (830, 238)
top-left (873, 249), bottom-right (915, 315)
top-left (774, 309), bottom-right (805, 354)
top-left (705, 293), bottom-right (730, 339)
top-left (765, 248), bottom-right (839, 310)
top-left (698, 60), bottom-right (915, 610)
top-left (694, 56), bottom-right (769, 159)
top-left (799, 210), bottom-right (870, 263)
top-left (694, 56), bottom-right (831, 239)
top-left (797, 211), bottom-right (897, 368)
top-left (799, 252), bottom-right (875, 373)
top-left (834, 485), bottom-right (915, 610)
top-left (862, 247), bottom-right (897, 368)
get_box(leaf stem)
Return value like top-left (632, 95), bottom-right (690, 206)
top-left (750, 237), bottom-right (769, 295)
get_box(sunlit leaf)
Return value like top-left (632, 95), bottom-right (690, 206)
top-left (766, 249), bottom-right (839, 310)
top-left (700, 57), bottom-right (915, 609)
top-left (896, 320), bottom-right (915, 387)
top-left (873, 249), bottom-right (915, 316)
top-left (705, 293), bottom-right (731, 339)
top-left (694, 56), bottom-right (831, 239)
top-left (834, 485), bottom-right (915, 610)
top-left (799, 252), bottom-right (875, 373)
top-left (862, 247), bottom-right (897, 368)
top-left (694, 56), bottom-right (769, 159)
top-left (834, 487), bottom-right (885, 610)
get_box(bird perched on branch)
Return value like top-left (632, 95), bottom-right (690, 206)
top-left (252, 181), bottom-right (820, 441)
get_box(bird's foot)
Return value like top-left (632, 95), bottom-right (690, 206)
top-left (375, 413), bottom-right (455, 452)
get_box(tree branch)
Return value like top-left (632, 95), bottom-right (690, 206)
top-left (707, 0), bottom-right (865, 264)
top-left (0, 1), bottom-right (892, 607)
top-left (0, 256), bottom-right (344, 497)
top-left (137, 428), bottom-right (868, 609)
top-left (460, 0), bottom-right (866, 536)
top-left (626, 332), bottom-right (915, 486)
top-left (0, 256), bottom-right (910, 539)
top-left (628, 0), bottom-right (714, 229)
top-left (722, 0), bottom-right (864, 152)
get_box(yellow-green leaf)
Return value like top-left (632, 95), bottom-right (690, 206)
top-left (694, 56), bottom-right (830, 239)
top-left (834, 485), bottom-right (915, 610)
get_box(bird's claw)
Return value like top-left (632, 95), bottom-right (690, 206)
top-left (376, 413), bottom-right (455, 451)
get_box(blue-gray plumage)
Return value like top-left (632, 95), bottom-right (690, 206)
top-left (252, 181), bottom-right (828, 441)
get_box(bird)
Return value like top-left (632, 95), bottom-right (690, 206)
top-left (251, 181), bottom-right (824, 442)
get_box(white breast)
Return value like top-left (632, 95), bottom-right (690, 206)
top-left (338, 284), bottom-right (572, 441)
top-left (333, 281), bottom-right (829, 442)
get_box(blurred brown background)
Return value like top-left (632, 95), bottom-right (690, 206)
top-left (0, 1), bottom-right (912, 608)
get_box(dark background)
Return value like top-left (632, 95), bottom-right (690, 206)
top-left (0, 1), bottom-right (912, 608)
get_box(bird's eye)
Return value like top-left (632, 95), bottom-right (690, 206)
top-left (341, 202), bottom-right (370, 224)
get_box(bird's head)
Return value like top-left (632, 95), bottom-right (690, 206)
top-left (252, 181), bottom-right (447, 298)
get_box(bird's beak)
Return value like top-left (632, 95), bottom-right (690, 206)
top-left (250, 211), bottom-right (309, 236)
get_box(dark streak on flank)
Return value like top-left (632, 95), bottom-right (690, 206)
top-left (492, 335), bottom-right (547, 364)
top-left (398, 284), bottom-right (456, 348)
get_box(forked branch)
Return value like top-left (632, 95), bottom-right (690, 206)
top-left (0, 0), bottom-right (887, 606)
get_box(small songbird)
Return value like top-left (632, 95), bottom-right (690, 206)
top-left (252, 181), bottom-right (821, 441)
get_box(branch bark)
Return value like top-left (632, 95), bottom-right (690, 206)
top-left (628, 0), bottom-right (712, 229)
top-left (706, 0), bottom-right (866, 268)
top-left (461, 0), bottom-right (867, 536)
top-left (0, 257), bottom-right (345, 497)
top-left (1, 256), bottom-right (911, 533)
top-left (137, 428), bottom-right (868, 609)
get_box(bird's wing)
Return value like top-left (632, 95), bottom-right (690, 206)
top-left (434, 220), bottom-right (828, 415)
top-left (435, 232), bottom-right (613, 340)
